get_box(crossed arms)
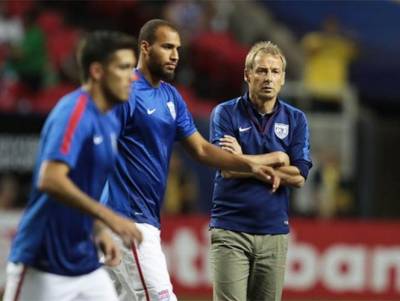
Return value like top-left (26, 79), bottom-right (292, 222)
top-left (218, 135), bottom-right (305, 188)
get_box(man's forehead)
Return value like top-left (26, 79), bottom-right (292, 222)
top-left (109, 49), bottom-right (135, 62)
top-left (253, 53), bottom-right (282, 67)
top-left (154, 26), bottom-right (180, 44)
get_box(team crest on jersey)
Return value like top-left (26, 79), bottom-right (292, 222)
top-left (274, 123), bottom-right (289, 139)
top-left (166, 101), bottom-right (176, 120)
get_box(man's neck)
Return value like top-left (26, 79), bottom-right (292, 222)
top-left (137, 59), bottom-right (161, 88)
top-left (82, 83), bottom-right (111, 113)
top-left (249, 94), bottom-right (277, 114)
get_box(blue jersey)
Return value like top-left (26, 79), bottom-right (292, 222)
top-left (101, 70), bottom-right (197, 228)
top-left (210, 93), bottom-right (312, 235)
top-left (9, 89), bottom-right (120, 276)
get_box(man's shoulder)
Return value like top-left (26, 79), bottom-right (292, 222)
top-left (160, 81), bottom-right (181, 97)
top-left (213, 97), bottom-right (241, 113)
top-left (279, 99), bottom-right (306, 116)
top-left (46, 89), bottom-right (87, 120)
top-left (44, 89), bottom-right (93, 136)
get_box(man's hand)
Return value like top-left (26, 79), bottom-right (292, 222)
top-left (100, 209), bottom-right (143, 247)
top-left (220, 135), bottom-right (281, 191)
top-left (251, 164), bottom-right (281, 192)
top-left (270, 151), bottom-right (290, 167)
top-left (94, 227), bottom-right (121, 267)
top-left (219, 135), bottom-right (243, 155)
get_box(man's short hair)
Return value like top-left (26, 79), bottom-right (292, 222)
top-left (138, 19), bottom-right (178, 45)
top-left (245, 41), bottom-right (286, 71)
top-left (77, 30), bottom-right (136, 82)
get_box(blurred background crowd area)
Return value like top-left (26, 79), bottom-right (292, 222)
top-left (1, 0), bottom-right (400, 219)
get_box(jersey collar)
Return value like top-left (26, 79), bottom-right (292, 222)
top-left (241, 92), bottom-right (281, 134)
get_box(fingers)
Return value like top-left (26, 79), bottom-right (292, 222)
top-left (120, 234), bottom-right (133, 248)
top-left (105, 245), bottom-right (121, 267)
top-left (258, 166), bottom-right (281, 192)
top-left (219, 135), bottom-right (238, 145)
top-left (134, 227), bottom-right (143, 245)
top-left (109, 213), bottom-right (143, 247)
top-left (219, 140), bottom-right (235, 148)
top-left (269, 172), bottom-right (281, 193)
top-left (260, 169), bottom-right (272, 181)
top-left (222, 135), bottom-right (236, 141)
top-left (120, 223), bottom-right (143, 247)
top-left (125, 221), bottom-right (143, 244)
top-left (221, 146), bottom-right (234, 153)
top-left (219, 135), bottom-right (242, 155)
top-left (262, 166), bottom-right (274, 180)
top-left (271, 176), bottom-right (279, 193)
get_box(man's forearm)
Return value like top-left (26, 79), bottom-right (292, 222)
top-left (275, 166), bottom-right (305, 188)
top-left (220, 152), bottom-right (290, 179)
top-left (183, 132), bottom-right (253, 173)
top-left (197, 148), bottom-right (288, 172)
top-left (196, 142), bottom-right (253, 172)
top-left (38, 161), bottom-right (113, 222)
top-left (222, 165), bottom-right (304, 188)
top-left (242, 151), bottom-right (289, 167)
top-left (221, 170), bottom-right (253, 179)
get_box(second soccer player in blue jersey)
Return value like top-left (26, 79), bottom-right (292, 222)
top-left (101, 19), bottom-right (279, 301)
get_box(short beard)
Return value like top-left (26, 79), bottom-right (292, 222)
top-left (102, 80), bottom-right (122, 106)
top-left (148, 52), bottom-right (175, 82)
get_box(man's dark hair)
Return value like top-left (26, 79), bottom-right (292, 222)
top-left (77, 30), bottom-right (136, 82)
top-left (138, 19), bottom-right (178, 46)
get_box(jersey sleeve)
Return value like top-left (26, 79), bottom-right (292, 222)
top-left (289, 112), bottom-right (313, 179)
top-left (174, 91), bottom-right (197, 140)
top-left (209, 105), bottom-right (235, 146)
top-left (42, 99), bottom-right (91, 169)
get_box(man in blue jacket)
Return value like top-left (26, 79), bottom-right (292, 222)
top-left (210, 41), bottom-right (313, 301)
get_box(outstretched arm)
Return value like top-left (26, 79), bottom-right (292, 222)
top-left (181, 132), bottom-right (280, 191)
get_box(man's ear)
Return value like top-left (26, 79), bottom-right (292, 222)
top-left (244, 69), bottom-right (250, 84)
top-left (140, 40), bottom-right (150, 56)
top-left (89, 62), bottom-right (103, 81)
top-left (281, 71), bottom-right (286, 86)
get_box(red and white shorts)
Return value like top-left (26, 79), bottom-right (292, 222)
top-left (106, 223), bottom-right (177, 301)
top-left (3, 263), bottom-right (118, 301)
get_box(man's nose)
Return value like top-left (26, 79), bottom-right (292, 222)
top-left (264, 71), bottom-right (273, 82)
top-left (171, 48), bottom-right (179, 61)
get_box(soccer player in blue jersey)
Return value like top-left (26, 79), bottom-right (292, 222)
top-left (3, 31), bottom-right (142, 301)
top-left (209, 41), bottom-right (313, 301)
top-left (100, 19), bottom-right (279, 301)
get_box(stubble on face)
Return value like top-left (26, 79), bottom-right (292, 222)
top-left (147, 48), bottom-right (175, 82)
top-left (145, 26), bottom-right (180, 83)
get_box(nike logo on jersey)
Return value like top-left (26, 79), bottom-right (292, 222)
top-left (239, 126), bottom-right (251, 132)
top-left (147, 108), bottom-right (156, 115)
top-left (93, 135), bottom-right (103, 145)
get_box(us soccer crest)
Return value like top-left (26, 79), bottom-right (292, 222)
top-left (166, 101), bottom-right (176, 120)
top-left (274, 123), bottom-right (289, 139)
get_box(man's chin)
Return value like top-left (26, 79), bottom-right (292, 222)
top-left (161, 70), bottom-right (175, 82)
top-left (259, 93), bottom-right (276, 101)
